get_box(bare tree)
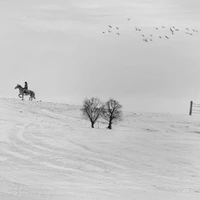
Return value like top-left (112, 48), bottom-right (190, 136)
top-left (101, 99), bottom-right (122, 129)
top-left (81, 97), bottom-right (102, 128)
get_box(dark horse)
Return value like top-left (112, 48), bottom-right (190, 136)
top-left (14, 84), bottom-right (36, 101)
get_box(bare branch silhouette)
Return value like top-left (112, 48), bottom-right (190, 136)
top-left (81, 97), bottom-right (103, 128)
top-left (101, 99), bottom-right (123, 129)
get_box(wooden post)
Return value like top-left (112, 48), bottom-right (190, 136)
top-left (189, 101), bottom-right (193, 115)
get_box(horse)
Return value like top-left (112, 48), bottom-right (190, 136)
top-left (14, 84), bottom-right (36, 101)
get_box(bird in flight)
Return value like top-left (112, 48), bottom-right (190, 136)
top-left (116, 27), bottom-right (119, 29)
top-left (108, 25), bottom-right (112, 28)
top-left (170, 28), bottom-right (174, 35)
top-left (165, 36), bottom-right (169, 39)
top-left (127, 18), bottom-right (131, 21)
top-left (117, 33), bottom-right (120, 35)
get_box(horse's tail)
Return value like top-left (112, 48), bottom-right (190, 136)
top-left (33, 92), bottom-right (36, 99)
top-left (30, 91), bottom-right (36, 100)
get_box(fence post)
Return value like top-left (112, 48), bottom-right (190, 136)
top-left (189, 101), bottom-right (193, 115)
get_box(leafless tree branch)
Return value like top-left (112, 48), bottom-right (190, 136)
top-left (101, 99), bottom-right (123, 129)
top-left (81, 97), bottom-right (103, 128)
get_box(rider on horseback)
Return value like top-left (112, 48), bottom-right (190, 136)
top-left (23, 82), bottom-right (28, 94)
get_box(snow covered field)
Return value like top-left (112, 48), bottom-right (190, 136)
top-left (0, 98), bottom-right (200, 200)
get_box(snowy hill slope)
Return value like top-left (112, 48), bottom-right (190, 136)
top-left (0, 98), bottom-right (200, 200)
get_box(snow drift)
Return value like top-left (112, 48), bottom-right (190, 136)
top-left (0, 98), bottom-right (200, 200)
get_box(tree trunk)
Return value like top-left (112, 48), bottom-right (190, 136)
top-left (91, 122), bottom-right (94, 128)
top-left (107, 120), bottom-right (112, 129)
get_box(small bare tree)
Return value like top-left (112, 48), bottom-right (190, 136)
top-left (81, 97), bottom-right (102, 128)
top-left (101, 99), bottom-right (122, 129)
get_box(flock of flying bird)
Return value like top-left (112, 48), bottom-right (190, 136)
top-left (102, 25), bottom-right (120, 35)
top-left (102, 18), bottom-right (199, 43)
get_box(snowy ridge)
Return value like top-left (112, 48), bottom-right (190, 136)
top-left (0, 98), bottom-right (200, 200)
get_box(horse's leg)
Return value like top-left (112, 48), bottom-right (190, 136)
top-left (18, 94), bottom-right (21, 98)
top-left (22, 94), bottom-right (24, 101)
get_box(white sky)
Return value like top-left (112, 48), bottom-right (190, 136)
top-left (0, 0), bottom-right (200, 114)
